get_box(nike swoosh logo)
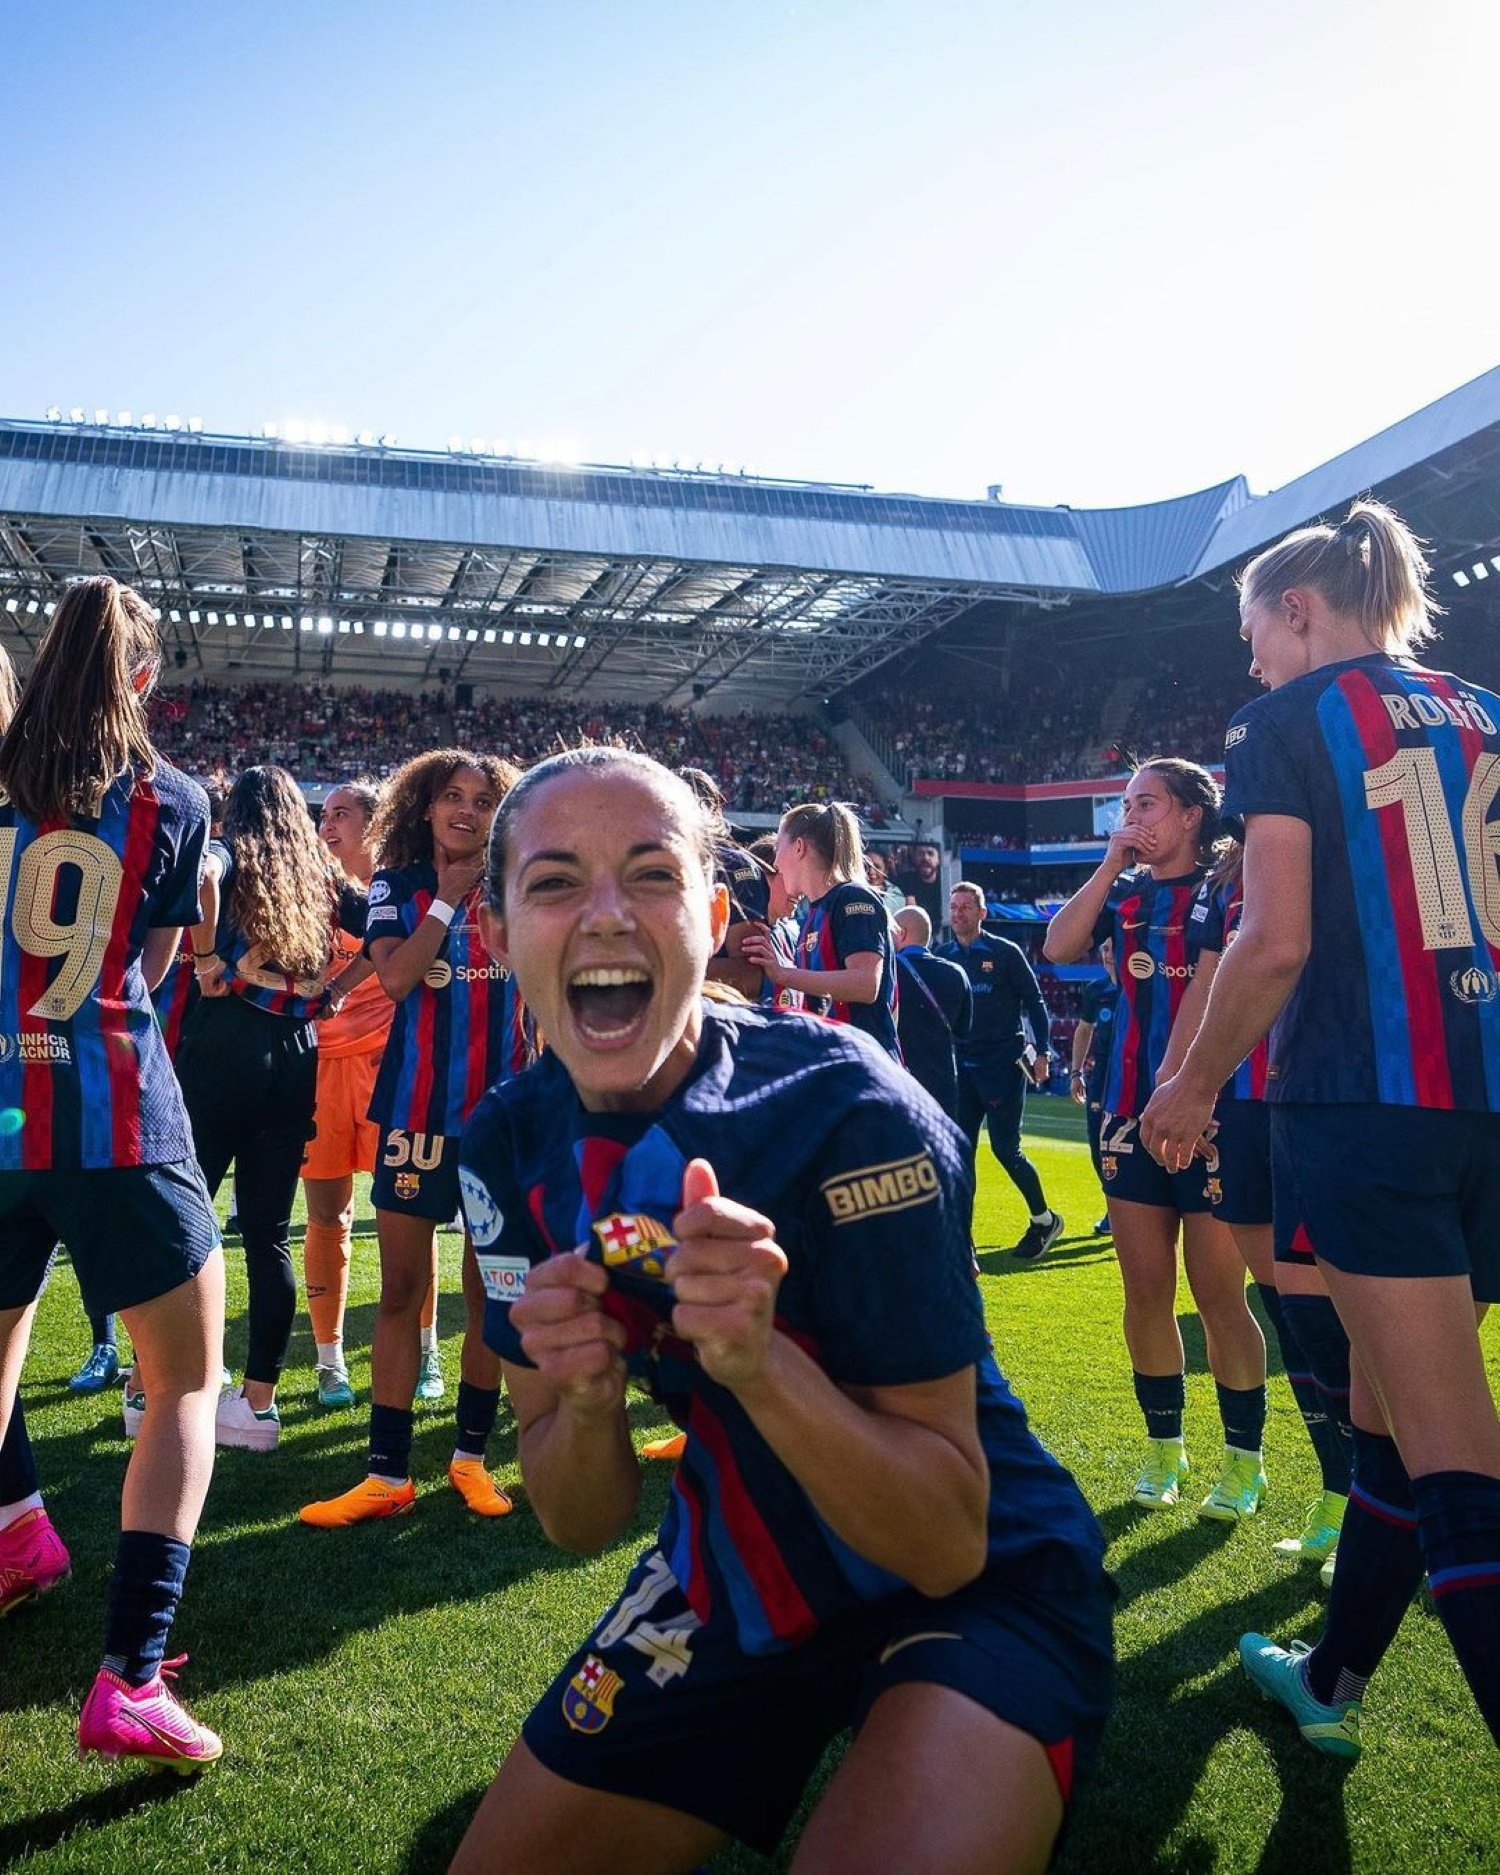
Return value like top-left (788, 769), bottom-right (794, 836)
top-left (878, 1630), bottom-right (963, 1665)
top-left (1121, 921), bottom-right (1146, 931)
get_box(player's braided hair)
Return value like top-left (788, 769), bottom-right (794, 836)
top-left (372, 749), bottom-right (520, 872)
top-left (1135, 757), bottom-right (1228, 867)
top-left (0, 576), bottom-right (159, 820)
top-left (222, 765), bottom-right (347, 982)
top-left (484, 746), bottom-right (715, 910)
top-left (1238, 498), bottom-right (1440, 654)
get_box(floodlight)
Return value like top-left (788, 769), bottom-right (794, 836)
top-left (94, 409), bottom-right (108, 424)
top-left (356, 431), bottom-right (376, 447)
top-left (225, 612), bottom-right (237, 626)
top-left (141, 414), bottom-right (157, 429)
top-left (43, 602), bottom-right (55, 616)
top-left (164, 415), bottom-right (182, 431)
top-left (536, 632), bottom-right (550, 647)
top-left (501, 630), bottom-right (515, 644)
top-left (447, 437), bottom-right (463, 452)
top-left (393, 621), bottom-right (407, 639)
top-left (262, 423), bottom-right (279, 439)
top-left (465, 628), bottom-right (478, 642)
top-left (447, 625), bottom-right (460, 640)
top-left (470, 438), bottom-right (487, 455)
top-left (280, 617), bottom-right (292, 629)
top-left (116, 412), bottom-right (131, 426)
top-left (1454, 570), bottom-right (1471, 587)
top-left (338, 620), bottom-right (351, 633)
top-left (44, 405), bottom-right (60, 421)
top-left (169, 609), bottom-right (181, 623)
top-left (352, 621), bottom-right (364, 634)
top-left (4, 598), bottom-right (15, 611)
top-left (1473, 563), bottom-right (1489, 580)
top-left (317, 616), bottom-right (333, 633)
top-left (26, 600), bottom-right (39, 614)
top-left (373, 621), bottom-right (388, 637)
top-left (188, 610), bottom-right (201, 624)
top-left (483, 629), bottom-right (496, 643)
top-left (69, 407), bottom-right (85, 423)
top-left (519, 631), bottom-right (533, 645)
top-left (187, 417), bottom-right (203, 432)
top-left (1490, 557), bottom-right (1500, 574)
top-left (574, 635), bottom-right (587, 648)
top-left (205, 611), bottom-right (218, 625)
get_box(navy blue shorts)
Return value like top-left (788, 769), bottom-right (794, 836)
top-left (1271, 1104), bottom-right (1500, 1301)
top-left (1210, 1099), bottom-right (1272, 1228)
top-left (1098, 1112), bottom-right (1219, 1215)
top-left (521, 1543), bottom-right (1115, 1856)
top-left (0, 1160), bottom-right (220, 1316)
top-left (371, 1126), bottom-right (462, 1223)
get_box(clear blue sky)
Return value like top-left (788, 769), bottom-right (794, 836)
top-left (2, 0), bottom-right (1494, 506)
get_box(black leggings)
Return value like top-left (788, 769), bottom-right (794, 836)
top-left (955, 1060), bottom-right (1048, 1217)
top-left (176, 995), bottom-right (318, 1386)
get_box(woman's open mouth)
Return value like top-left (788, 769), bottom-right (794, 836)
top-left (567, 966), bottom-right (654, 1045)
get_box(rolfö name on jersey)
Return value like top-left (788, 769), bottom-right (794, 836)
top-left (1381, 688), bottom-right (1498, 736)
top-left (821, 1150), bottom-right (939, 1223)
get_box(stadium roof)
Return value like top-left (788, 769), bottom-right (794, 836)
top-left (2, 367), bottom-right (1498, 706)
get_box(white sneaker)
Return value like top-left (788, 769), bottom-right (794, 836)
top-left (122, 1385), bottom-right (146, 1439)
top-left (214, 1389), bottom-right (281, 1451)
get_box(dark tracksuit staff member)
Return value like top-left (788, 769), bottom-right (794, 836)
top-left (939, 882), bottom-right (1063, 1260)
top-left (892, 905), bottom-right (972, 1119)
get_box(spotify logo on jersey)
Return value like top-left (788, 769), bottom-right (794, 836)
top-left (423, 960), bottom-right (453, 990)
top-left (1126, 953), bottom-right (1193, 981)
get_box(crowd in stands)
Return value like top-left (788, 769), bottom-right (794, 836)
top-left (150, 682), bottom-right (890, 819)
top-left (858, 684), bottom-right (1103, 785)
top-left (1111, 666), bottom-right (1259, 771)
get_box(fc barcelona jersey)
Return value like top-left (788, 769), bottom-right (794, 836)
top-left (1190, 875), bottom-right (1269, 1101)
top-left (461, 1002), bottom-right (1104, 1656)
top-left (1224, 654), bottom-right (1500, 1110)
top-left (365, 862), bottom-right (529, 1135)
top-left (796, 881), bottom-right (901, 1060)
top-left (150, 931), bottom-right (197, 1060)
top-left (1092, 867), bottom-right (1208, 1116)
top-left (211, 839), bottom-right (366, 1023)
top-left (0, 762), bottom-right (208, 1169)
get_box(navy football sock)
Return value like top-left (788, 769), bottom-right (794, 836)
top-left (453, 1382), bottom-right (500, 1460)
top-left (0, 1398), bottom-right (39, 1506)
top-left (1257, 1284), bottom-right (1346, 1491)
top-left (1306, 1428), bottom-right (1421, 1708)
top-left (101, 1530), bottom-right (191, 1686)
top-left (88, 1312), bottom-right (117, 1348)
top-left (1280, 1293), bottom-right (1353, 1491)
top-left (1132, 1370), bottom-right (1185, 1442)
top-left (368, 1404), bottom-right (414, 1481)
top-left (1412, 1469), bottom-right (1500, 1744)
top-left (1215, 1381), bottom-right (1267, 1454)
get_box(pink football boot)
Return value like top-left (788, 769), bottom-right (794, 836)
top-left (0, 1507), bottom-right (71, 1617)
top-left (78, 1655), bottom-right (222, 1772)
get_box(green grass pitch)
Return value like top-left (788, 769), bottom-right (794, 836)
top-left (2, 1101), bottom-right (1496, 1872)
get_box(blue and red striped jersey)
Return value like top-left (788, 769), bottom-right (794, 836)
top-left (795, 881), bottom-right (900, 1060)
top-left (1092, 867), bottom-right (1208, 1116)
top-left (365, 862), bottom-right (528, 1134)
top-left (1190, 875), bottom-right (1270, 1101)
top-left (210, 839), bottom-right (366, 1022)
top-left (149, 932), bottom-right (197, 1059)
top-left (0, 762), bottom-right (208, 1169)
top-left (1224, 654), bottom-right (1500, 1110)
top-left (461, 1002), bottom-right (1103, 1655)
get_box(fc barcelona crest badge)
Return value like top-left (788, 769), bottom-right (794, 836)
top-left (562, 1654), bottom-right (622, 1734)
top-left (1206, 1176), bottom-right (1223, 1205)
top-left (592, 1212), bottom-right (676, 1281)
top-left (394, 1172), bottom-right (421, 1201)
top-left (1101, 1155), bottom-right (1118, 1181)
